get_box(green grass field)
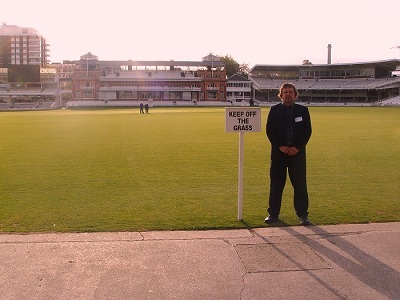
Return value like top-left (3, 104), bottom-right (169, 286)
top-left (0, 106), bottom-right (399, 233)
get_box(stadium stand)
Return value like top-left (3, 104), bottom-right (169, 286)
top-left (249, 60), bottom-right (400, 105)
top-left (377, 95), bottom-right (400, 106)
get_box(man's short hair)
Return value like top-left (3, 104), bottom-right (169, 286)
top-left (278, 83), bottom-right (299, 98)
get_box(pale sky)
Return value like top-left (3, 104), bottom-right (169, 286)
top-left (2, 0), bottom-right (399, 67)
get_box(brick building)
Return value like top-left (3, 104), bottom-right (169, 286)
top-left (66, 52), bottom-right (227, 104)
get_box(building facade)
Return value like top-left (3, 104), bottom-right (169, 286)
top-left (2, 23), bottom-right (400, 109)
top-left (0, 24), bottom-right (58, 109)
top-left (0, 23), bottom-right (49, 67)
top-left (226, 74), bottom-right (252, 104)
top-left (66, 52), bottom-right (227, 104)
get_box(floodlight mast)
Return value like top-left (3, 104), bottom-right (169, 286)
top-left (327, 44), bottom-right (332, 64)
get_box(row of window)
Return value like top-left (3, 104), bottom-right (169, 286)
top-left (76, 90), bottom-right (225, 100)
top-left (79, 82), bottom-right (227, 89)
top-left (227, 82), bottom-right (251, 88)
top-left (299, 69), bottom-right (373, 78)
top-left (78, 82), bottom-right (202, 88)
top-left (257, 68), bottom-right (376, 79)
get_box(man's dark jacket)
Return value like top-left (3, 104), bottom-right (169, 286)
top-left (266, 103), bottom-right (312, 153)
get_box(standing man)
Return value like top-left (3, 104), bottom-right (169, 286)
top-left (265, 83), bottom-right (312, 225)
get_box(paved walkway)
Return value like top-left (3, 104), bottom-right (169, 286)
top-left (1, 222), bottom-right (399, 299)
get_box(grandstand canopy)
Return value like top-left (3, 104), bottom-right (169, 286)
top-left (249, 59), bottom-right (400, 79)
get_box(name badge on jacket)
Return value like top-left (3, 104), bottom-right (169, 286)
top-left (295, 116), bottom-right (303, 122)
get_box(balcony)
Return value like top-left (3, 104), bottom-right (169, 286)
top-left (207, 87), bottom-right (219, 91)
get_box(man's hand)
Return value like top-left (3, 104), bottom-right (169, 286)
top-left (279, 146), bottom-right (299, 156)
top-left (279, 145), bottom-right (290, 154)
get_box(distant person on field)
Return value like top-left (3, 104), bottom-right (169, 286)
top-left (144, 103), bottom-right (149, 113)
top-left (265, 83), bottom-right (312, 226)
top-left (139, 102), bottom-right (144, 114)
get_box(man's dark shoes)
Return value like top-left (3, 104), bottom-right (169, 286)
top-left (264, 215), bottom-right (278, 224)
top-left (299, 215), bottom-right (311, 226)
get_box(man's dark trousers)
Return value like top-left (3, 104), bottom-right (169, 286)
top-left (268, 149), bottom-right (309, 218)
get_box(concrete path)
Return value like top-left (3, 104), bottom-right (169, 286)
top-left (1, 222), bottom-right (399, 299)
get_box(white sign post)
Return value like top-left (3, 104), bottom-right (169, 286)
top-left (225, 107), bottom-right (261, 220)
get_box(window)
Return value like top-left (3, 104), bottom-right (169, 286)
top-left (82, 90), bottom-right (93, 99)
top-left (207, 91), bottom-right (217, 99)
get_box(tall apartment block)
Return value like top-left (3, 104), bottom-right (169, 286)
top-left (0, 23), bottom-right (58, 109)
top-left (0, 23), bottom-right (49, 67)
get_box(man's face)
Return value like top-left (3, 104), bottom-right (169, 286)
top-left (280, 87), bottom-right (296, 106)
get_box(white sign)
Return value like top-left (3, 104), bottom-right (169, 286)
top-left (225, 107), bottom-right (262, 221)
top-left (225, 107), bottom-right (262, 133)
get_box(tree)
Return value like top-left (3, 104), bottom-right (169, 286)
top-left (220, 55), bottom-right (249, 78)
top-left (238, 63), bottom-right (249, 77)
top-left (302, 59), bottom-right (313, 65)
